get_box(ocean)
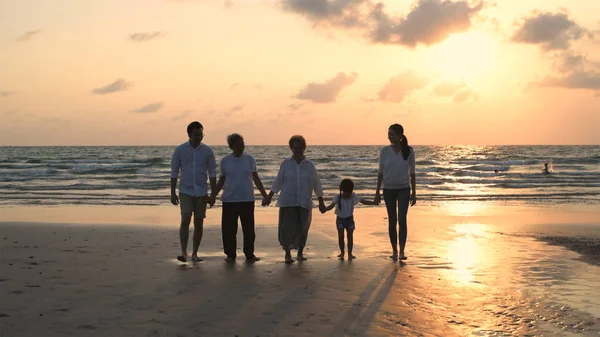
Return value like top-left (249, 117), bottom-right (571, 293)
top-left (1, 145), bottom-right (599, 206)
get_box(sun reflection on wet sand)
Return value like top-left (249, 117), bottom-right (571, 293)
top-left (347, 203), bottom-right (600, 336)
top-left (444, 223), bottom-right (493, 286)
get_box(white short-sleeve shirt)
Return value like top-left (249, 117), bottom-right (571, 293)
top-left (219, 153), bottom-right (257, 203)
top-left (333, 192), bottom-right (360, 218)
top-left (378, 146), bottom-right (415, 189)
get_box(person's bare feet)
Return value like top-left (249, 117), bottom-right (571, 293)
top-left (399, 252), bottom-right (407, 260)
top-left (191, 255), bottom-right (203, 262)
top-left (348, 254), bottom-right (356, 260)
top-left (296, 254), bottom-right (307, 261)
top-left (337, 252), bottom-right (344, 258)
top-left (285, 255), bottom-right (295, 264)
top-left (389, 252), bottom-right (398, 261)
top-left (177, 254), bottom-right (188, 262)
top-left (246, 256), bottom-right (261, 263)
top-left (224, 256), bottom-right (235, 263)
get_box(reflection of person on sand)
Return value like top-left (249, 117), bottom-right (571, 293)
top-left (542, 163), bottom-right (551, 175)
top-left (210, 133), bottom-right (268, 264)
top-left (170, 121), bottom-right (217, 263)
top-left (374, 123), bottom-right (416, 262)
top-left (322, 178), bottom-right (376, 260)
top-left (262, 135), bottom-right (327, 264)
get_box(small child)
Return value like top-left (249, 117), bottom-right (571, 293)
top-left (323, 178), bottom-right (376, 260)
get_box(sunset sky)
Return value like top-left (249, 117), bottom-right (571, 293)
top-left (1, 0), bottom-right (599, 146)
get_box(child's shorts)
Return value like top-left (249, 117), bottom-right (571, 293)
top-left (336, 216), bottom-right (355, 231)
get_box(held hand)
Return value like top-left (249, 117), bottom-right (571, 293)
top-left (170, 193), bottom-right (179, 205)
top-left (319, 203), bottom-right (326, 214)
top-left (208, 195), bottom-right (216, 208)
top-left (410, 193), bottom-right (417, 207)
top-left (262, 195), bottom-right (271, 207)
top-left (373, 194), bottom-right (381, 205)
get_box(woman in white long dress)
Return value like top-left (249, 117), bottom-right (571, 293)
top-left (262, 135), bottom-right (326, 263)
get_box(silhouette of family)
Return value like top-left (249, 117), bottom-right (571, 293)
top-left (170, 121), bottom-right (416, 264)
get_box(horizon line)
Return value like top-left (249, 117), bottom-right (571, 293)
top-left (1, 144), bottom-right (599, 147)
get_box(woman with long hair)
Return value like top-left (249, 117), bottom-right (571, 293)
top-left (374, 124), bottom-right (416, 261)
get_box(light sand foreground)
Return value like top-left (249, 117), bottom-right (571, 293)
top-left (1, 204), bottom-right (600, 336)
top-left (0, 223), bottom-right (455, 337)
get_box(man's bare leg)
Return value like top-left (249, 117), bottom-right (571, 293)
top-left (191, 217), bottom-right (204, 262)
top-left (178, 215), bottom-right (192, 262)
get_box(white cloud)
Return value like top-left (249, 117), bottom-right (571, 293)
top-left (281, 0), bottom-right (485, 47)
top-left (17, 30), bottom-right (42, 42)
top-left (91, 79), bottom-right (133, 95)
top-left (132, 102), bottom-right (164, 113)
top-left (295, 72), bottom-right (358, 103)
top-left (378, 71), bottom-right (428, 103)
top-left (512, 12), bottom-right (591, 50)
top-left (0, 91), bottom-right (17, 98)
top-left (540, 72), bottom-right (600, 90)
top-left (371, 0), bottom-right (484, 47)
top-left (129, 31), bottom-right (165, 42)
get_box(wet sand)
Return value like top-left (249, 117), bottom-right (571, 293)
top-left (535, 236), bottom-right (600, 266)
top-left (1, 204), bottom-right (599, 336)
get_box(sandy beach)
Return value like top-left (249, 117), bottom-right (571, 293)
top-left (1, 203), bottom-right (600, 336)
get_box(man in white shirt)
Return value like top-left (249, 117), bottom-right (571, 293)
top-left (170, 121), bottom-right (217, 263)
top-left (210, 133), bottom-right (268, 263)
top-left (263, 135), bottom-right (326, 263)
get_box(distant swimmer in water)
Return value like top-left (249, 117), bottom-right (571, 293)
top-left (542, 163), bottom-right (551, 175)
top-left (494, 169), bottom-right (499, 174)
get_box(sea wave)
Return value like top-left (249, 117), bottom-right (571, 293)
top-left (1, 145), bottom-right (598, 206)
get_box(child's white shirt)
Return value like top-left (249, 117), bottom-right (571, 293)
top-left (333, 192), bottom-right (360, 218)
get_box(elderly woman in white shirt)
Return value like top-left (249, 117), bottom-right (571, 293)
top-left (373, 124), bottom-right (416, 262)
top-left (210, 133), bottom-right (268, 264)
top-left (263, 135), bottom-right (326, 263)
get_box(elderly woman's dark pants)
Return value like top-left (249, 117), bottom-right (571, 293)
top-left (221, 202), bottom-right (256, 259)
